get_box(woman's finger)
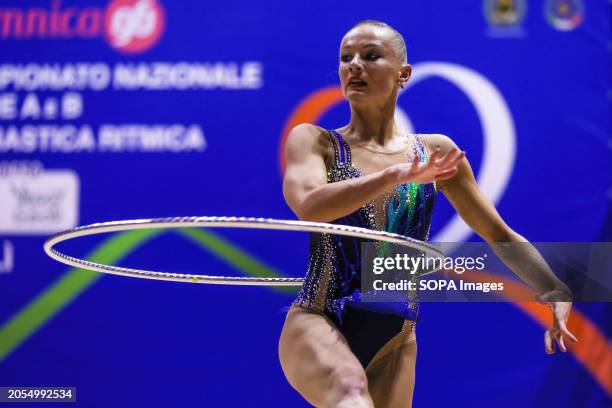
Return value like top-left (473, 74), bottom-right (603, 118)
top-left (436, 168), bottom-right (458, 180)
top-left (438, 151), bottom-right (464, 173)
top-left (428, 147), bottom-right (440, 166)
top-left (440, 152), bottom-right (465, 173)
top-left (436, 147), bottom-right (458, 168)
top-left (557, 333), bottom-right (567, 352)
top-left (410, 154), bottom-right (420, 172)
top-left (440, 150), bottom-right (464, 171)
top-left (544, 329), bottom-right (555, 354)
top-left (449, 151), bottom-right (466, 166)
top-left (558, 321), bottom-right (578, 343)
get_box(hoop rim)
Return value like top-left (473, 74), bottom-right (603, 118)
top-left (43, 216), bottom-right (444, 286)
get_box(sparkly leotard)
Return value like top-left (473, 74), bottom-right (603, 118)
top-left (290, 129), bottom-right (437, 368)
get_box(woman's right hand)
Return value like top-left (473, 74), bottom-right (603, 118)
top-left (386, 147), bottom-right (466, 185)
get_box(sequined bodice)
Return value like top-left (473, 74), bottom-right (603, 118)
top-left (292, 129), bottom-right (437, 323)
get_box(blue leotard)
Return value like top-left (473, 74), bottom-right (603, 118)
top-left (289, 129), bottom-right (437, 368)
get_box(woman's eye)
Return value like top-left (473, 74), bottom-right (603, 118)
top-left (340, 55), bottom-right (352, 62)
top-left (366, 53), bottom-right (379, 60)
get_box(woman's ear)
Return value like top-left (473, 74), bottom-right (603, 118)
top-left (399, 64), bottom-right (412, 88)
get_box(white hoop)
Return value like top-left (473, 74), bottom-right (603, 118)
top-left (44, 216), bottom-right (444, 286)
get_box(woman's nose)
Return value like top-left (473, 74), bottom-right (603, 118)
top-left (349, 56), bottom-right (363, 73)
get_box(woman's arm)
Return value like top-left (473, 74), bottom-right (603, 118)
top-left (283, 125), bottom-right (463, 223)
top-left (427, 133), bottom-right (578, 353)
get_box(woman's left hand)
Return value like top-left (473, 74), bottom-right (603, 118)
top-left (537, 289), bottom-right (578, 354)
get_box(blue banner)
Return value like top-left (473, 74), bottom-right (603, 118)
top-left (1, 1), bottom-right (610, 406)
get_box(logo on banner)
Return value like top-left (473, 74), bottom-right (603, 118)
top-left (483, 0), bottom-right (527, 37)
top-left (105, 0), bottom-right (165, 54)
top-left (0, 0), bottom-right (165, 54)
top-left (0, 169), bottom-right (79, 235)
top-left (484, 0), bottom-right (526, 26)
top-left (545, 0), bottom-right (584, 31)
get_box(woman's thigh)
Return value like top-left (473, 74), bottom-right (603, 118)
top-left (366, 337), bottom-right (418, 408)
top-left (278, 307), bottom-right (371, 407)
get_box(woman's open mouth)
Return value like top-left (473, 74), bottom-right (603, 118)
top-left (348, 79), bottom-right (367, 89)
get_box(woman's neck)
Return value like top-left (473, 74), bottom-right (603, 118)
top-left (342, 100), bottom-right (399, 145)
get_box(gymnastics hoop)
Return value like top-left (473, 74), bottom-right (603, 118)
top-left (44, 216), bottom-right (444, 286)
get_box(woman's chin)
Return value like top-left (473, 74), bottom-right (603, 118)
top-left (345, 90), bottom-right (370, 102)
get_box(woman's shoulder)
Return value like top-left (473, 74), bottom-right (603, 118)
top-left (288, 123), bottom-right (329, 138)
top-left (285, 123), bottom-right (334, 160)
top-left (416, 133), bottom-right (459, 156)
top-left (286, 123), bottom-right (331, 146)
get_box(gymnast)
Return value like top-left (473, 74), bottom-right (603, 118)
top-left (278, 20), bottom-right (576, 408)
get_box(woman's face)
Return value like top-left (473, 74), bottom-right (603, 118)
top-left (339, 25), bottom-right (410, 105)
